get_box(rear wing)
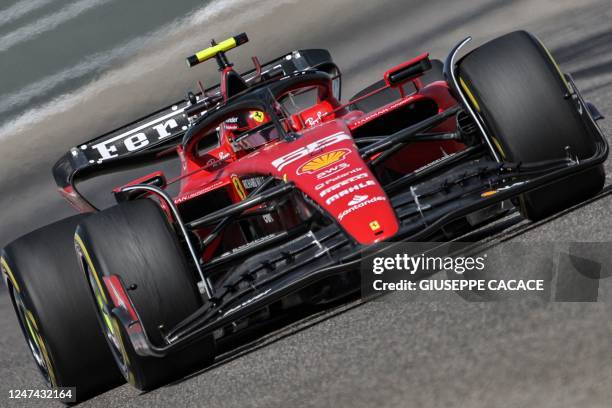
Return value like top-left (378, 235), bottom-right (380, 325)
top-left (52, 49), bottom-right (339, 211)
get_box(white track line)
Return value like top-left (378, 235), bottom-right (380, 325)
top-left (0, 0), bottom-right (58, 28)
top-left (0, 0), bottom-right (114, 53)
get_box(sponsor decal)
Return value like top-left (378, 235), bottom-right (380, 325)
top-left (315, 167), bottom-right (363, 189)
top-left (271, 132), bottom-right (352, 171)
top-left (174, 181), bottom-right (225, 204)
top-left (413, 151), bottom-right (458, 173)
top-left (319, 173), bottom-right (370, 198)
top-left (350, 98), bottom-right (411, 129)
top-left (205, 155), bottom-right (227, 169)
top-left (304, 111), bottom-right (325, 127)
top-left (297, 148), bottom-right (350, 175)
top-left (90, 111), bottom-right (189, 162)
top-left (231, 175), bottom-right (247, 200)
top-left (348, 194), bottom-right (369, 206)
top-left (315, 162), bottom-right (350, 179)
top-left (369, 220), bottom-right (381, 231)
top-left (325, 180), bottom-right (376, 205)
top-left (242, 176), bottom-right (266, 190)
top-left (220, 233), bottom-right (281, 257)
top-left (251, 110), bottom-right (265, 123)
top-left (206, 158), bottom-right (216, 166)
top-left (338, 196), bottom-right (387, 221)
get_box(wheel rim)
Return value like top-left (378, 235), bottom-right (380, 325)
top-left (73, 234), bottom-right (134, 383)
top-left (81, 257), bottom-right (131, 379)
top-left (11, 286), bottom-right (55, 386)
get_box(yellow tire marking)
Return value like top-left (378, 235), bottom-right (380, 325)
top-left (75, 234), bottom-right (107, 303)
top-left (112, 318), bottom-right (134, 386)
top-left (2, 257), bottom-right (57, 385)
top-left (459, 77), bottom-right (481, 112)
top-left (537, 38), bottom-right (571, 93)
top-left (1, 257), bottom-right (20, 292)
top-left (24, 311), bottom-right (40, 345)
top-left (491, 136), bottom-right (507, 159)
top-left (75, 234), bottom-right (114, 334)
top-left (24, 309), bottom-right (39, 331)
top-left (25, 310), bottom-right (57, 386)
top-left (459, 77), bottom-right (507, 159)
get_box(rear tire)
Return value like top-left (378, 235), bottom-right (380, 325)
top-left (74, 199), bottom-right (215, 391)
top-left (458, 30), bottom-right (605, 220)
top-left (1, 215), bottom-right (124, 402)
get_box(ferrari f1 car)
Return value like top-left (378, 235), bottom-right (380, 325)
top-left (1, 31), bottom-right (608, 400)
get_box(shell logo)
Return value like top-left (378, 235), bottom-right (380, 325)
top-left (297, 149), bottom-right (350, 175)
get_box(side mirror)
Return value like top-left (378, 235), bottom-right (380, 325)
top-left (384, 53), bottom-right (432, 86)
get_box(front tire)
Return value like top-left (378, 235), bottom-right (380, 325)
top-left (458, 30), bottom-right (605, 220)
top-left (1, 215), bottom-right (124, 402)
top-left (75, 199), bottom-right (215, 391)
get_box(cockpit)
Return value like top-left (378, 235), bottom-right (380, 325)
top-left (181, 71), bottom-right (344, 172)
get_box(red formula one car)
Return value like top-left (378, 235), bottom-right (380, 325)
top-left (1, 31), bottom-right (608, 401)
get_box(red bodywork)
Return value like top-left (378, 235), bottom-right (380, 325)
top-left (106, 57), bottom-right (464, 256)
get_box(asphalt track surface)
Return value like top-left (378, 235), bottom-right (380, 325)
top-left (1, 0), bottom-right (612, 406)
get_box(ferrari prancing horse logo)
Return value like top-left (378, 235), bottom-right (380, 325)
top-left (251, 111), bottom-right (265, 123)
